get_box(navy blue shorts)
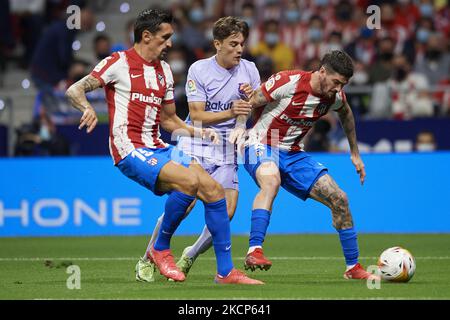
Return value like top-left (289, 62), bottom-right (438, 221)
top-left (117, 146), bottom-right (192, 196)
top-left (244, 144), bottom-right (328, 200)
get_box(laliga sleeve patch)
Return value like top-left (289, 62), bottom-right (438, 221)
top-left (187, 79), bottom-right (197, 94)
top-left (265, 77), bottom-right (275, 91)
top-left (93, 57), bottom-right (110, 73)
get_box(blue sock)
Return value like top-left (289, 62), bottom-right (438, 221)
top-left (337, 227), bottom-right (359, 266)
top-left (204, 198), bottom-right (233, 277)
top-left (154, 191), bottom-right (195, 251)
top-left (249, 209), bottom-right (271, 247)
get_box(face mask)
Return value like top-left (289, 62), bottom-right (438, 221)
top-left (426, 49), bottom-right (441, 61)
top-left (314, 0), bottom-right (328, 6)
top-left (352, 71), bottom-right (368, 84)
top-left (380, 52), bottom-right (393, 61)
top-left (189, 8), bottom-right (204, 24)
top-left (328, 43), bottom-right (342, 51)
top-left (416, 143), bottom-right (435, 152)
top-left (308, 28), bottom-right (323, 41)
top-left (416, 28), bottom-right (430, 43)
top-left (394, 67), bottom-right (408, 81)
top-left (419, 4), bottom-right (434, 17)
top-left (337, 9), bottom-right (352, 21)
top-left (39, 125), bottom-right (51, 141)
top-left (97, 53), bottom-right (109, 60)
top-left (265, 33), bottom-right (279, 46)
top-left (286, 10), bottom-right (300, 23)
top-left (170, 59), bottom-right (186, 74)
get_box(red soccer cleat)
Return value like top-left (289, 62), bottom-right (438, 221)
top-left (244, 248), bottom-right (272, 271)
top-left (214, 269), bottom-right (264, 285)
top-left (148, 245), bottom-right (185, 282)
top-left (343, 262), bottom-right (380, 280)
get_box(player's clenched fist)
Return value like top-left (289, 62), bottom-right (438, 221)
top-left (230, 99), bottom-right (252, 117)
top-left (79, 105), bottom-right (98, 133)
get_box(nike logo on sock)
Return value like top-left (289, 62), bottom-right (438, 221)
top-left (225, 245), bottom-right (232, 251)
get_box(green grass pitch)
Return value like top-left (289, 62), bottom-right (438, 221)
top-left (1, 234), bottom-right (449, 300)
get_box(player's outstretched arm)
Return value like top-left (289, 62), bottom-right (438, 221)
top-left (337, 102), bottom-right (366, 185)
top-left (65, 75), bottom-right (101, 133)
top-left (161, 102), bottom-right (219, 144)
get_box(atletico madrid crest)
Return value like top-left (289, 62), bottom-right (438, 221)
top-left (147, 158), bottom-right (158, 166)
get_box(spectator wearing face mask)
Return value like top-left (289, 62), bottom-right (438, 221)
top-left (239, 2), bottom-right (260, 50)
top-left (93, 34), bottom-right (111, 64)
top-left (166, 46), bottom-right (189, 120)
top-left (281, 0), bottom-right (307, 67)
top-left (368, 37), bottom-right (396, 84)
top-left (390, 54), bottom-right (433, 119)
top-left (179, 1), bottom-right (209, 58)
top-left (414, 32), bottom-right (450, 86)
top-left (375, 3), bottom-right (409, 55)
top-left (297, 15), bottom-right (328, 67)
top-left (415, 131), bottom-right (437, 152)
top-left (250, 19), bottom-right (294, 72)
top-left (345, 27), bottom-right (376, 67)
top-left (326, 0), bottom-right (360, 45)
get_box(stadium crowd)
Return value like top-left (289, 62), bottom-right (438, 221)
top-left (0, 0), bottom-right (449, 155)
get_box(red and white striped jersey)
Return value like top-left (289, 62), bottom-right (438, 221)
top-left (248, 70), bottom-right (346, 152)
top-left (90, 48), bottom-right (173, 164)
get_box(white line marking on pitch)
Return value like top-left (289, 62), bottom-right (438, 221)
top-left (0, 256), bottom-right (449, 262)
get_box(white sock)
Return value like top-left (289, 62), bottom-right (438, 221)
top-left (346, 264), bottom-right (356, 271)
top-left (143, 213), bottom-right (164, 260)
top-left (247, 246), bottom-right (262, 254)
top-left (187, 225), bottom-right (213, 259)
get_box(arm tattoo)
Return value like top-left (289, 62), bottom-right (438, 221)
top-left (81, 75), bottom-right (101, 92)
top-left (235, 115), bottom-right (247, 128)
top-left (338, 103), bottom-right (359, 154)
top-left (250, 87), bottom-right (269, 108)
top-left (65, 75), bottom-right (101, 112)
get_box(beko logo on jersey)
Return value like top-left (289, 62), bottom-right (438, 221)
top-left (205, 101), bottom-right (233, 111)
top-left (131, 92), bottom-right (162, 105)
top-left (280, 114), bottom-right (313, 127)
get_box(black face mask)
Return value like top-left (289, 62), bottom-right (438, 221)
top-left (72, 73), bottom-right (85, 82)
top-left (426, 49), bottom-right (441, 61)
top-left (380, 52), bottom-right (393, 61)
top-left (337, 9), bottom-right (351, 21)
top-left (97, 53), bottom-right (110, 60)
top-left (395, 68), bottom-right (408, 81)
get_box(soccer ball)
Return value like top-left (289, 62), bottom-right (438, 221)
top-left (377, 246), bottom-right (416, 282)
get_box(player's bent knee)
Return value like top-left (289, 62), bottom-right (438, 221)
top-left (260, 175), bottom-right (281, 195)
top-left (178, 173), bottom-right (199, 196)
top-left (199, 178), bottom-right (225, 202)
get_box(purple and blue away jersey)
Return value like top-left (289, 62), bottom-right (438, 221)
top-left (178, 56), bottom-right (261, 164)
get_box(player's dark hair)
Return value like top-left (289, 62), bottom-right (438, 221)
top-left (213, 16), bottom-right (249, 41)
top-left (134, 9), bottom-right (173, 43)
top-left (320, 50), bottom-right (354, 79)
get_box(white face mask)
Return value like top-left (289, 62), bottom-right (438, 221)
top-left (39, 125), bottom-right (51, 141)
top-left (416, 143), bottom-right (436, 152)
top-left (352, 71), bottom-right (368, 85)
top-left (170, 59), bottom-right (186, 74)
